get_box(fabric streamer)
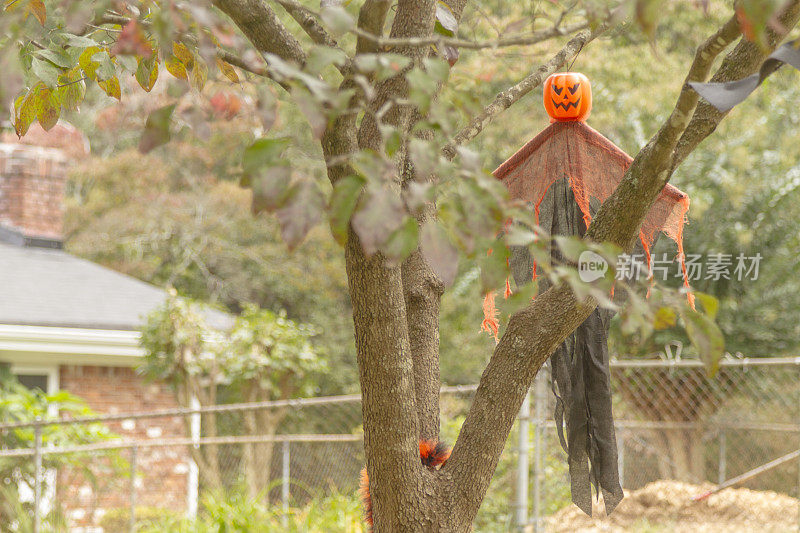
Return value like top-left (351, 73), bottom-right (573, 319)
top-left (689, 38), bottom-right (800, 112)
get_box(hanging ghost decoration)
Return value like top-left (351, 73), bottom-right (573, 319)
top-left (482, 73), bottom-right (693, 516)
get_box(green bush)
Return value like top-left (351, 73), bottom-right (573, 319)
top-left (100, 507), bottom-right (182, 531)
top-left (136, 490), bottom-right (366, 532)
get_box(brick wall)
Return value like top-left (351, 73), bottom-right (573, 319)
top-left (0, 144), bottom-right (67, 240)
top-left (58, 365), bottom-right (191, 529)
top-left (0, 122), bottom-right (88, 241)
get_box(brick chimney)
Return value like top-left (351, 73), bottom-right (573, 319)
top-left (0, 123), bottom-right (88, 247)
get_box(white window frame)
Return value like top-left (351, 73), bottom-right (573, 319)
top-left (10, 363), bottom-right (60, 416)
top-left (8, 363), bottom-right (60, 516)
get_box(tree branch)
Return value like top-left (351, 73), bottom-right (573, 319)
top-left (268, 0), bottom-right (585, 51)
top-left (672, 1), bottom-right (800, 168)
top-left (353, 21), bottom-right (589, 50)
top-left (442, 25), bottom-right (606, 159)
top-left (356, 0), bottom-right (393, 54)
top-left (444, 13), bottom-right (744, 520)
top-left (212, 0), bottom-right (306, 66)
top-left (216, 49), bottom-right (291, 90)
top-left (274, 0), bottom-right (340, 50)
top-left (270, 0), bottom-right (353, 76)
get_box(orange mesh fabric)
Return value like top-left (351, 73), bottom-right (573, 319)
top-left (482, 122), bottom-right (693, 337)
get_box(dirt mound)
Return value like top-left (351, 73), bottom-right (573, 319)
top-left (546, 480), bottom-right (799, 532)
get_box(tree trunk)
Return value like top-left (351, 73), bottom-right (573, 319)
top-left (345, 229), bottom-right (437, 530)
top-left (179, 381), bottom-right (222, 490)
top-left (242, 384), bottom-right (261, 500)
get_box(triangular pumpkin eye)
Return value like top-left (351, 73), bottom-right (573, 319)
top-left (552, 84), bottom-right (563, 95)
top-left (568, 83), bottom-right (581, 95)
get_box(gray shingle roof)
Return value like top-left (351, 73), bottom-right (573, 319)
top-left (0, 240), bottom-right (232, 331)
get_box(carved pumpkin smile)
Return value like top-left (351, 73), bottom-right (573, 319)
top-left (543, 73), bottom-right (592, 122)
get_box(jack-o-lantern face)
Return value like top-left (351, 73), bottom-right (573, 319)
top-left (543, 72), bottom-right (592, 122)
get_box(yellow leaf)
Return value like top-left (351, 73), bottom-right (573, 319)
top-left (172, 41), bottom-right (194, 68)
top-left (98, 76), bottom-right (121, 100)
top-left (30, 83), bottom-right (60, 131)
top-left (27, 0), bottom-right (45, 25)
top-left (190, 59), bottom-right (208, 92)
top-left (13, 93), bottom-right (35, 137)
top-left (135, 56), bottom-right (159, 92)
top-left (55, 68), bottom-right (85, 110)
top-left (165, 55), bottom-right (188, 80)
top-left (216, 57), bottom-right (239, 83)
top-left (78, 46), bottom-right (103, 81)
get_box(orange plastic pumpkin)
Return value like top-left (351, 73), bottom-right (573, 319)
top-left (543, 72), bottom-right (592, 122)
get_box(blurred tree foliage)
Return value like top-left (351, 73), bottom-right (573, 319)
top-left (140, 291), bottom-right (325, 495)
top-left (65, 93), bottom-right (355, 393)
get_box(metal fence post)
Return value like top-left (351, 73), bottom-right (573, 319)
top-left (515, 391), bottom-right (530, 531)
top-left (617, 430), bottom-right (625, 489)
top-left (718, 431), bottom-right (727, 485)
top-left (130, 445), bottom-right (138, 533)
top-left (33, 421), bottom-right (42, 533)
top-left (282, 440), bottom-right (290, 528)
top-left (532, 369), bottom-right (546, 533)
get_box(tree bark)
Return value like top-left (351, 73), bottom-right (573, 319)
top-left (402, 248), bottom-right (444, 441)
top-left (345, 230), bottom-right (434, 530)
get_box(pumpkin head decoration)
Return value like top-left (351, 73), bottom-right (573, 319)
top-left (543, 72), bottom-right (592, 122)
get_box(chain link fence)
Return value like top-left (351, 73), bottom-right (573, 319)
top-left (1, 358), bottom-right (799, 532)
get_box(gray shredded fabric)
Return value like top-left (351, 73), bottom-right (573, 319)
top-left (689, 38), bottom-right (800, 112)
top-left (511, 178), bottom-right (623, 516)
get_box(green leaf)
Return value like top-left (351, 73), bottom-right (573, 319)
top-left (251, 165), bottom-right (292, 214)
top-left (420, 222), bottom-right (459, 286)
top-left (242, 137), bottom-right (291, 177)
top-left (479, 245), bottom-right (510, 293)
top-left (635, 0), bottom-right (661, 42)
top-left (351, 186), bottom-right (405, 256)
top-left (653, 307), bottom-right (677, 330)
top-left (423, 57), bottom-right (450, 83)
top-left (693, 291), bottom-right (719, 319)
top-left (320, 6), bottom-right (354, 37)
top-left (354, 54), bottom-right (412, 81)
top-left (30, 57), bottom-right (60, 87)
top-left (435, 1), bottom-right (458, 37)
top-left (275, 180), bottom-right (325, 250)
top-left (135, 56), bottom-right (159, 92)
top-left (504, 225), bottom-right (537, 247)
top-left (64, 34), bottom-right (98, 48)
top-left (383, 217), bottom-right (419, 265)
top-left (93, 51), bottom-right (116, 81)
top-left (138, 104), bottom-right (175, 153)
top-left (305, 46), bottom-right (348, 75)
top-left (554, 235), bottom-right (588, 263)
top-left (35, 49), bottom-right (71, 69)
top-left (78, 46), bottom-right (103, 81)
top-left (680, 308), bottom-right (725, 377)
top-left (328, 175), bottom-right (365, 245)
